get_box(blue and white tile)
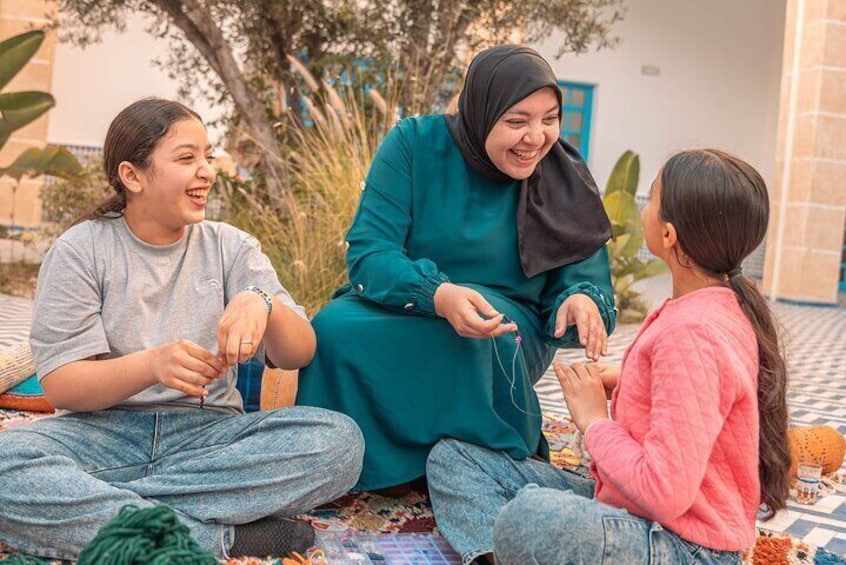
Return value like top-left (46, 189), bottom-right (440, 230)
top-left (0, 295), bottom-right (31, 348)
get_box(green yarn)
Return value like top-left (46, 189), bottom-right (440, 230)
top-left (77, 505), bottom-right (218, 565)
top-left (1, 555), bottom-right (53, 565)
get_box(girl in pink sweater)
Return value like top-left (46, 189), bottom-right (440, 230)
top-left (427, 149), bottom-right (790, 564)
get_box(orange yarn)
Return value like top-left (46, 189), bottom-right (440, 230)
top-left (788, 425), bottom-right (846, 476)
top-left (281, 549), bottom-right (327, 565)
top-left (747, 535), bottom-right (797, 565)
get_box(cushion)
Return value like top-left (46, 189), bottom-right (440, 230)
top-left (0, 374), bottom-right (54, 413)
top-left (237, 358), bottom-right (298, 412)
top-left (237, 358), bottom-right (264, 412)
top-left (0, 344), bottom-right (36, 394)
top-left (260, 367), bottom-right (299, 410)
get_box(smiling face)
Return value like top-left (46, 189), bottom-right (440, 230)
top-left (123, 118), bottom-right (216, 244)
top-left (484, 87), bottom-right (560, 180)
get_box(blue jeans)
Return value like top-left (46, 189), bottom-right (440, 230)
top-left (427, 439), bottom-right (743, 565)
top-left (0, 406), bottom-right (364, 560)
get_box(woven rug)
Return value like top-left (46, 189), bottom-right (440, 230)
top-left (0, 408), bottom-right (52, 431)
top-left (1, 412), bottom-right (845, 564)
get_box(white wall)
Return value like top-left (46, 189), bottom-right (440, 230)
top-left (47, 13), bottom-right (225, 149)
top-left (47, 2), bottom-right (786, 194)
top-left (536, 0), bottom-right (786, 194)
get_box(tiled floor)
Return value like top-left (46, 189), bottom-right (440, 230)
top-left (537, 275), bottom-right (846, 556)
top-left (0, 294), bottom-right (33, 349)
top-left (1, 275), bottom-right (845, 554)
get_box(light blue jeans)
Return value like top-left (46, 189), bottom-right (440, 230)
top-left (0, 406), bottom-right (364, 560)
top-left (427, 439), bottom-right (743, 565)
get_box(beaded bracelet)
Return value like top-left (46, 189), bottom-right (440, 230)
top-left (239, 285), bottom-right (273, 317)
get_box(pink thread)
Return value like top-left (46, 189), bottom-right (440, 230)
top-left (492, 327), bottom-right (540, 417)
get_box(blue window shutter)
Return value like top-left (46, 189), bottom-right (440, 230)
top-left (557, 81), bottom-right (594, 161)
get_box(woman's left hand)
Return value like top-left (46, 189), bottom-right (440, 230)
top-left (217, 290), bottom-right (269, 366)
top-left (554, 362), bottom-right (609, 433)
top-left (554, 293), bottom-right (607, 361)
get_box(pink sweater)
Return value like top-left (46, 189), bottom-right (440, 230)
top-left (585, 286), bottom-right (760, 551)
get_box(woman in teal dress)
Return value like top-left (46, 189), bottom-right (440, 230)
top-left (297, 45), bottom-right (616, 492)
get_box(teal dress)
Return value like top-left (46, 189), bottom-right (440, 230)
top-left (297, 115), bottom-right (615, 491)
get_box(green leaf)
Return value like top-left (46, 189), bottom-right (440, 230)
top-left (604, 150), bottom-right (639, 197)
top-left (631, 259), bottom-right (668, 281)
top-left (610, 223), bottom-right (629, 239)
top-left (0, 91), bottom-right (55, 145)
top-left (603, 190), bottom-right (640, 230)
top-left (0, 31), bottom-right (45, 91)
top-left (619, 226), bottom-right (644, 259)
top-left (607, 233), bottom-right (629, 259)
top-left (615, 257), bottom-right (644, 278)
top-left (0, 145), bottom-right (83, 181)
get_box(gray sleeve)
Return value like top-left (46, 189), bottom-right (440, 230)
top-left (30, 237), bottom-right (109, 380)
top-left (224, 232), bottom-right (308, 320)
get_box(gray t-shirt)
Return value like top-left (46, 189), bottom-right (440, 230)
top-left (30, 217), bottom-right (306, 413)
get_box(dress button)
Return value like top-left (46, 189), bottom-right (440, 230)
top-left (357, 284), bottom-right (364, 292)
top-left (360, 181), bottom-right (366, 191)
top-left (403, 302), bottom-right (415, 310)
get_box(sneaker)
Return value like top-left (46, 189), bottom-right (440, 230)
top-left (230, 516), bottom-right (315, 558)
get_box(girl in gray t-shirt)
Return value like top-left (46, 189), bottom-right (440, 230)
top-left (0, 98), bottom-right (363, 561)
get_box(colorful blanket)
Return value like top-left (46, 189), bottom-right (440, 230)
top-left (1, 411), bottom-right (844, 564)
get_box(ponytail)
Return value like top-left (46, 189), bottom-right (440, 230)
top-left (729, 273), bottom-right (790, 519)
top-left (71, 188), bottom-right (126, 226)
top-left (660, 149), bottom-right (791, 520)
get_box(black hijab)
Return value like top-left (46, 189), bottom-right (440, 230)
top-left (445, 45), bottom-right (611, 278)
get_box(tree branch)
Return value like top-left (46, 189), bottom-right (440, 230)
top-left (151, 0), bottom-right (287, 206)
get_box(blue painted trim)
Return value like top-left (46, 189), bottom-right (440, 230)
top-left (840, 250), bottom-right (845, 291)
top-left (841, 227), bottom-right (845, 290)
top-left (556, 80), bottom-right (594, 160)
top-left (582, 87), bottom-right (593, 159)
top-left (0, 225), bottom-right (39, 235)
top-left (772, 296), bottom-right (839, 308)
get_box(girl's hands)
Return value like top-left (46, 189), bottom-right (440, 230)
top-left (151, 339), bottom-right (226, 397)
top-left (217, 290), bottom-right (271, 366)
top-left (593, 363), bottom-right (621, 399)
top-left (554, 293), bottom-right (607, 361)
top-left (554, 362), bottom-right (609, 433)
top-left (434, 283), bottom-right (517, 338)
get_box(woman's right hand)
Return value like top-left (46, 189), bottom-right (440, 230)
top-left (433, 282), bottom-right (517, 338)
top-left (151, 339), bottom-right (226, 398)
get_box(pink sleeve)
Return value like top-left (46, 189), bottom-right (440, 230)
top-left (584, 324), bottom-right (732, 522)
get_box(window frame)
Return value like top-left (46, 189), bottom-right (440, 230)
top-left (557, 80), bottom-right (594, 161)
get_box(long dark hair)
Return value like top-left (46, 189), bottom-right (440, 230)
top-left (75, 97), bottom-right (202, 223)
top-left (660, 149), bottom-right (790, 520)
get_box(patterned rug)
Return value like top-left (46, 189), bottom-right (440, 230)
top-left (0, 408), bottom-right (52, 431)
top-left (2, 412), bottom-right (845, 564)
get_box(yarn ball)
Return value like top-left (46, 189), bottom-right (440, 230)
top-left (788, 425), bottom-right (846, 476)
top-left (0, 554), bottom-right (53, 564)
top-left (77, 505), bottom-right (218, 565)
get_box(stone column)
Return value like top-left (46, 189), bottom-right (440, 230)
top-left (0, 0), bottom-right (57, 230)
top-left (764, 0), bottom-right (846, 305)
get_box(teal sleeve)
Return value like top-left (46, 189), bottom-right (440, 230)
top-left (345, 121), bottom-right (449, 316)
top-left (540, 246), bottom-right (616, 347)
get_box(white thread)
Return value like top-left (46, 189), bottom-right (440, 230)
top-left (491, 334), bottom-right (541, 417)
